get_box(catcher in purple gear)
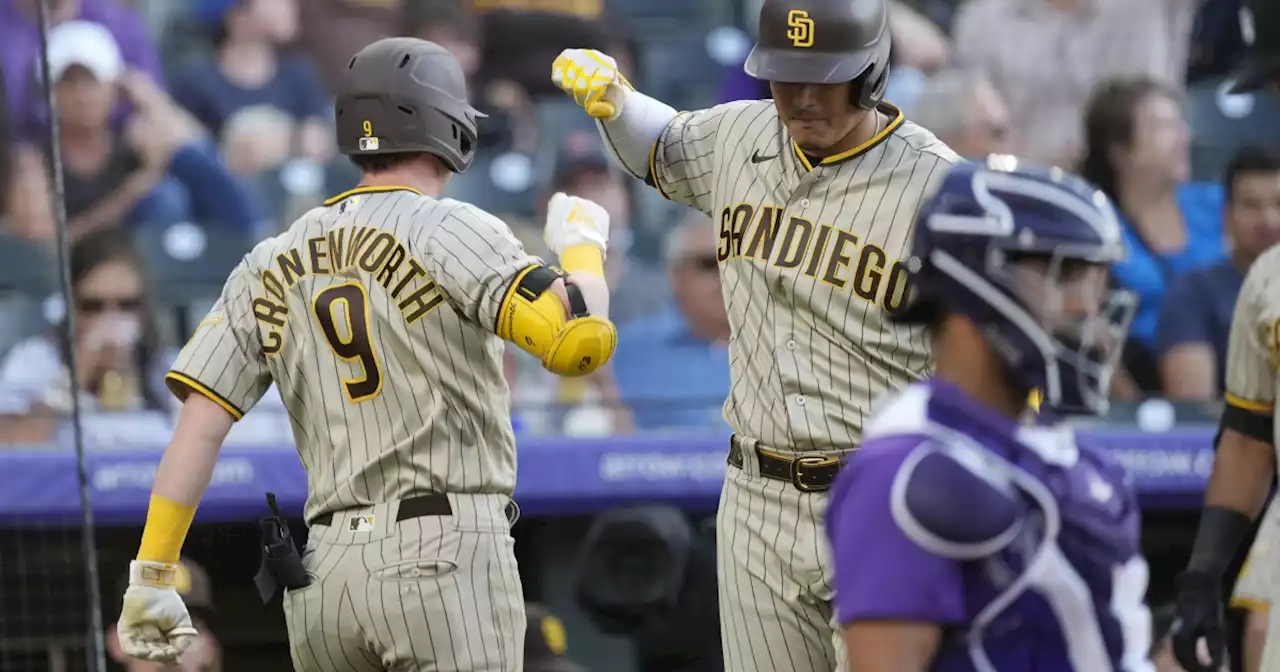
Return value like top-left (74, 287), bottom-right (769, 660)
top-left (826, 158), bottom-right (1154, 671)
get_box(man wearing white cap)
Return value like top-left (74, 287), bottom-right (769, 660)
top-left (34, 20), bottom-right (261, 238)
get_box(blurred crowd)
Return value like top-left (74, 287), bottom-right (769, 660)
top-left (0, 0), bottom-right (1278, 446)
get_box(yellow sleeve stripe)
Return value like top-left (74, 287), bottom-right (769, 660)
top-left (1231, 596), bottom-right (1272, 612)
top-left (648, 134), bottom-right (668, 200)
top-left (1227, 393), bottom-right (1275, 414)
top-left (164, 372), bottom-right (245, 421)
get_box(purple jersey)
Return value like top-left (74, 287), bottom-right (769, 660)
top-left (828, 380), bottom-right (1153, 672)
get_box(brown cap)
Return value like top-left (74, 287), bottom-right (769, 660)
top-left (525, 604), bottom-right (586, 672)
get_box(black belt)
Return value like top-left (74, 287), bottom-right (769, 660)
top-left (311, 494), bottom-right (452, 528)
top-left (727, 435), bottom-right (843, 492)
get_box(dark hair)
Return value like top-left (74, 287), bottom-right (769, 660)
top-left (66, 230), bottom-right (165, 411)
top-left (1079, 76), bottom-right (1180, 202)
top-left (349, 151), bottom-right (437, 175)
top-left (1224, 146), bottom-right (1280, 203)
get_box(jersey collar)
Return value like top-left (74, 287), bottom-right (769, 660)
top-left (791, 101), bottom-right (905, 172)
top-left (323, 185), bottom-right (424, 206)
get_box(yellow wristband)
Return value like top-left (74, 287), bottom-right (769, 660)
top-left (137, 494), bottom-right (196, 565)
top-left (560, 244), bottom-right (605, 278)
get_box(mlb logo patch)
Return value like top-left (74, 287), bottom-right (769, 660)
top-left (359, 137), bottom-right (380, 151)
top-left (349, 515), bottom-right (375, 532)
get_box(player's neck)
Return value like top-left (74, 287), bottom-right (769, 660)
top-left (934, 320), bottom-right (1029, 420)
top-left (819, 109), bottom-right (885, 159)
top-left (360, 165), bottom-right (447, 198)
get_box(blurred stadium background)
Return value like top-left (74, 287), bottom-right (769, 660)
top-left (0, 0), bottom-right (1278, 670)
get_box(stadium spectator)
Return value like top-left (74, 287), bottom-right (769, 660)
top-left (298, 0), bottom-right (404, 95)
top-left (909, 69), bottom-right (1010, 159)
top-left (952, 0), bottom-right (1198, 167)
top-left (3, 145), bottom-right (56, 240)
top-left (1158, 148), bottom-right (1280, 400)
top-left (0, 0), bottom-right (164, 137)
top-left (0, 231), bottom-right (165, 445)
top-left (107, 557), bottom-right (223, 672)
top-left (612, 211), bottom-right (730, 432)
top-left (525, 603), bottom-right (587, 672)
top-left (408, 1), bottom-right (483, 81)
top-left (1079, 75), bottom-right (1227, 396)
top-left (34, 22), bottom-right (264, 239)
top-left (173, 0), bottom-right (332, 163)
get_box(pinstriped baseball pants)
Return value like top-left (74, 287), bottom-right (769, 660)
top-left (282, 494), bottom-right (526, 672)
top-left (717, 447), bottom-right (847, 672)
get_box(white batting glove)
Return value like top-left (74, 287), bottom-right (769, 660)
top-left (550, 49), bottom-right (633, 120)
top-left (117, 561), bottom-right (199, 664)
top-left (544, 193), bottom-right (610, 257)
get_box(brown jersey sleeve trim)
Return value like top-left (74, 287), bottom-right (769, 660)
top-left (164, 372), bottom-right (246, 421)
top-left (1220, 400), bottom-right (1274, 444)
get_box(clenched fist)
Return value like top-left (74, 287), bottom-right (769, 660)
top-left (117, 561), bottom-right (199, 664)
top-left (543, 192), bottom-right (610, 257)
top-left (550, 49), bottom-right (633, 120)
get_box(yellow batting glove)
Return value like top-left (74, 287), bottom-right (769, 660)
top-left (550, 49), bottom-right (633, 120)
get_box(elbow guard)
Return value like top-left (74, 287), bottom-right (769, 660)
top-left (497, 265), bottom-right (617, 377)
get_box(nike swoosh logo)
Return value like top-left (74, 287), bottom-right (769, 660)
top-left (750, 150), bottom-right (777, 164)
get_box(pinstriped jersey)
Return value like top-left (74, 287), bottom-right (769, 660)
top-left (166, 186), bottom-right (537, 523)
top-left (648, 99), bottom-right (961, 453)
top-left (1224, 244), bottom-right (1280, 431)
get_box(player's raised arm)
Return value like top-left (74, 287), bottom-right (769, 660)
top-left (1172, 249), bottom-right (1280, 672)
top-left (550, 48), bottom-right (738, 214)
top-left (118, 260), bottom-right (272, 664)
top-left (423, 197), bottom-right (616, 377)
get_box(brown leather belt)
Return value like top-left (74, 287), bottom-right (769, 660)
top-left (726, 435), bottom-right (843, 492)
top-left (311, 494), bottom-right (452, 528)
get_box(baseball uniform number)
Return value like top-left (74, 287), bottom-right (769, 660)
top-left (313, 282), bottom-right (384, 403)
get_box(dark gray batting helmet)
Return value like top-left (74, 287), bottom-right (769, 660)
top-left (744, 0), bottom-right (892, 110)
top-left (335, 38), bottom-right (486, 173)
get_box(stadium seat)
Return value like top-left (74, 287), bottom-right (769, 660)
top-left (0, 233), bottom-right (56, 294)
top-left (132, 222), bottom-right (255, 336)
top-left (1185, 77), bottom-right (1280, 182)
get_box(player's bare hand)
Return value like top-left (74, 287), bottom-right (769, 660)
top-left (550, 49), bottom-right (633, 120)
top-left (117, 561), bottom-right (199, 664)
top-left (544, 192), bottom-right (610, 256)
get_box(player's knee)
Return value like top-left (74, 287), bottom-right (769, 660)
top-left (541, 315), bottom-right (617, 376)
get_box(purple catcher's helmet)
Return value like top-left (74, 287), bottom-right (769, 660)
top-left (897, 156), bottom-right (1137, 415)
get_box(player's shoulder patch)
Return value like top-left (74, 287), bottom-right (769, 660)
top-left (889, 434), bottom-right (1025, 561)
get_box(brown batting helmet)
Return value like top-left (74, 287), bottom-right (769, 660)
top-left (335, 38), bottom-right (486, 173)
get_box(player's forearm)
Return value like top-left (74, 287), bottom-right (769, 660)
top-left (137, 395), bottom-right (234, 564)
top-left (1186, 429), bottom-right (1275, 576)
top-left (596, 89), bottom-right (678, 180)
top-left (567, 271), bottom-right (610, 321)
top-left (1204, 429), bottom-right (1274, 517)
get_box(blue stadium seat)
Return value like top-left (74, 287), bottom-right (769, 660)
top-left (132, 222), bottom-right (255, 336)
top-left (1185, 77), bottom-right (1280, 182)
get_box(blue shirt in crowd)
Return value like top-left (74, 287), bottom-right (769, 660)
top-left (170, 55), bottom-right (331, 137)
top-left (612, 306), bottom-right (731, 433)
top-left (1156, 259), bottom-right (1244, 394)
top-left (1110, 182), bottom-right (1227, 349)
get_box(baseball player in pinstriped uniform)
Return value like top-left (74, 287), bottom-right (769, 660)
top-left (114, 38), bottom-right (620, 672)
top-left (552, 0), bottom-right (959, 668)
top-left (1172, 245), bottom-right (1280, 672)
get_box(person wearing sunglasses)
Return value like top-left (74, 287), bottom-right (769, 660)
top-left (0, 229), bottom-right (165, 444)
top-left (910, 69), bottom-right (1011, 161)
